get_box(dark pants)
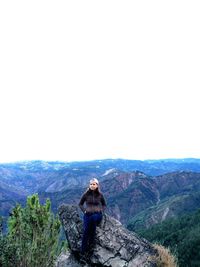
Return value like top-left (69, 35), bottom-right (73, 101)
top-left (81, 212), bottom-right (102, 253)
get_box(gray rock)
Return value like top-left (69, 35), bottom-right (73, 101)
top-left (56, 204), bottom-right (157, 267)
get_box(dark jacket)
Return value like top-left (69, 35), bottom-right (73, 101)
top-left (79, 188), bottom-right (106, 214)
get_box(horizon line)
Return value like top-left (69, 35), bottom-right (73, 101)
top-left (0, 157), bottom-right (200, 164)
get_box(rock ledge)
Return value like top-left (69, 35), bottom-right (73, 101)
top-left (56, 204), bottom-right (157, 267)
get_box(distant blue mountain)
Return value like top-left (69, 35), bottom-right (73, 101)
top-left (1, 158), bottom-right (200, 220)
top-left (1, 157), bottom-right (200, 175)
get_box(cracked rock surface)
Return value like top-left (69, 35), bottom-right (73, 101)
top-left (56, 204), bottom-right (157, 267)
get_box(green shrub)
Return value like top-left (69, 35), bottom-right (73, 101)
top-left (0, 194), bottom-right (61, 267)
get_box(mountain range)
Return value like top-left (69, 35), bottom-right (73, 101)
top-left (1, 158), bottom-right (200, 229)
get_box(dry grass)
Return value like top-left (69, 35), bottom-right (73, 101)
top-left (151, 243), bottom-right (178, 267)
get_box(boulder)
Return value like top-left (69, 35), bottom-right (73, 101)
top-left (56, 204), bottom-right (157, 267)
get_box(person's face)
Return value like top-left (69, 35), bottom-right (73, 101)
top-left (89, 182), bottom-right (98, 190)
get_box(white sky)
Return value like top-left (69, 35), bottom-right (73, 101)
top-left (0, 1), bottom-right (200, 163)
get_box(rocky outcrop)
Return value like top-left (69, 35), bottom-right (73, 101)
top-left (56, 204), bottom-right (157, 267)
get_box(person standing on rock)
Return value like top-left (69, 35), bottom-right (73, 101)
top-left (79, 177), bottom-right (106, 254)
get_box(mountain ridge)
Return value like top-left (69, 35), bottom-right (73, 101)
top-left (1, 158), bottom-right (200, 228)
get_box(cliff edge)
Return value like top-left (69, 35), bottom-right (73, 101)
top-left (56, 204), bottom-right (157, 267)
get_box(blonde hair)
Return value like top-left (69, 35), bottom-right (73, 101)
top-left (90, 178), bottom-right (99, 185)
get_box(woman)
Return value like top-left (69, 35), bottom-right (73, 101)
top-left (79, 178), bottom-right (106, 254)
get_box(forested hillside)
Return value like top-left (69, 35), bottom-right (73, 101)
top-left (130, 209), bottom-right (200, 267)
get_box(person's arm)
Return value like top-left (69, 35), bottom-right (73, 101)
top-left (101, 194), bottom-right (107, 212)
top-left (79, 193), bottom-right (86, 213)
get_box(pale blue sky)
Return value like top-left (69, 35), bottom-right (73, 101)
top-left (0, 1), bottom-right (200, 163)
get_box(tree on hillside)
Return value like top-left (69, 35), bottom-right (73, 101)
top-left (134, 209), bottom-right (200, 267)
top-left (0, 194), bottom-right (61, 267)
